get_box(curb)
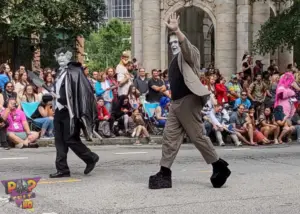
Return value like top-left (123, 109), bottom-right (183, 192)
top-left (37, 136), bottom-right (164, 147)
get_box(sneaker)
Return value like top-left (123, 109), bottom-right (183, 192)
top-left (149, 171), bottom-right (172, 189)
top-left (210, 159), bottom-right (231, 188)
top-left (219, 142), bottom-right (225, 147)
top-left (235, 141), bottom-right (242, 147)
top-left (15, 143), bottom-right (24, 149)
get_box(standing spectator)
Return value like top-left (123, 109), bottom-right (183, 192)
top-left (147, 69), bottom-right (168, 103)
top-left (19, 85), bottom-right (40, 103)
top-left (162, 69), bottom-right (170, 91)
top-left (134, 68), bottom-right (149, 104)
top-left (248, 73), bottom-right (267, 118)
top-left (1, 98), bottom-right (39, 148)
top-left (116, 51), bottom-right (132, 97)
top-left (242, 56), bottom-right (253, 79)
top-left (293, 72), bottom-right (300, 108)
top-left (91, 71), bottom-right (99, 85)
top-left (264, 72), bottom-right (279, 108)
top-left (106, 67), bottom-right (118, 103)
top-left (2, 82), bottom-right (18, 108)
top-left (127, 85), bottom-right (140, 109)
top-left (95, 72), bottom-right (114, 113)
top-left (215, 76), bottom-right (228, 105)
top-left (0, 63), bottom-right (9, 91)
top-left (253, 60), bottom-right (263, 76)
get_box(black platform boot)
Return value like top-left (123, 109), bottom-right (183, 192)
top-left (149, 166), bottom-right (172, 189)
top-left (210, 158), bottom-right (231, 188)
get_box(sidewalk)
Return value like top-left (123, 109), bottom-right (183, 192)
top-left (37, 136), bottom-right (164, 147)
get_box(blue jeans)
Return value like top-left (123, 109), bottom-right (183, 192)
top-left (295, 125), bottom-right (300, 141)
top-left (33, 117), bottom-right (54, 132)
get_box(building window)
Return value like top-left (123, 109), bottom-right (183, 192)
top-left (103, 0), bottom-right (108, 19)
top-left (112, 0), bottom-right (131, 18)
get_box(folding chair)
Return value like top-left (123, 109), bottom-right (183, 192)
top-left (21, 102), bottom-right (42, 131)
top-left (143, 102), bottom-right (164, 135)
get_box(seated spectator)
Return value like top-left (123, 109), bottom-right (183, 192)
top-left (19, 85), bottom-right (40, 103)
top-left (112, 95), bottom-right (134, 135)
top-left (147, 69), bottom-right (169, 103)
top-left (246, 107), bottom-right (271, 145)
top-left (206, 104), bottom-right (242, 146)
top-left (95, 72), bottom-right (115, 112)
top-left (230, 104), bottom-right (256, 146)
top-left (128, 85), bottom-right (140, 109)
top-left (14, 72), bottom-right (29, 96)
top-left (154, 96), bottom-right (170, 127)
top-left (291, 105), bottom-right (300, 143)
top-left (1, 98), bottom-right (39, 148)
top-left (227, 74), bottom-right (242, 106)
top-left (274, 105), bottom-right (295, 144)
top-left (0, 114), bottom-right (9, 150)
top-left (131, 109), bottom-right (155, 145)
top-left (96, 97), bottom-right (114, 138)
top-left (233, 92), bottom-right (251, 111)
top-left (11, 70), bottom-right (20, 86)
top-left (31, 96), bottom-right (54, 138)
top-left (2, 82), bottom-right (18, 108)
top-left (215, 76), bottom-right (228, 105)
top-left (258, 107), bottom-right (280, 144)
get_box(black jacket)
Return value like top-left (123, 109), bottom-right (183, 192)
top-left (58, 62), bottom-right (97, 141)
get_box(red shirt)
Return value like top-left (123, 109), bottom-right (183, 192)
top-left (215, 83), bottom-right (228, 105)
top-left (97, 104), bottom-right (110, 120)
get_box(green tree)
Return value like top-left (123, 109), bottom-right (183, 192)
top-left (0, 0), bottom-right (106, 68)
top-left (85, 18), bottom-right (131, 71)
top-left (251, 0), bottom-right (300, 64)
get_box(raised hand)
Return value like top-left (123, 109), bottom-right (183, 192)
top-left (165, 12), bottom-right (180, 32)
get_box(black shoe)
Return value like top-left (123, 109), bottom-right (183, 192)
top-left (210, 158), bottom-right (231, 188)
top-left (84, 153), bottom-right (99, 175)
top-left (149, 171), bottom-right (172, 189)
top-left (49, 172), bottom-right (71, 178)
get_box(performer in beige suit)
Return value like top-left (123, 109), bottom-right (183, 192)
top-left (149, 13), bottom-right (231, 189)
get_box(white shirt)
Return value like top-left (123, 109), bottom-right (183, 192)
top-left (116, 64), bottom-right (132, 96)
top-left (55, 69), bottom-right (67, 110)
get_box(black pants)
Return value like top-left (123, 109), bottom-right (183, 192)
top-left (54, 108), bottom-right (95, 173)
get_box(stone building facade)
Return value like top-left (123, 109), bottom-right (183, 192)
top-left (131, 0), bottom-right (293, 79)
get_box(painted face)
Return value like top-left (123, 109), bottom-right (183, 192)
top-left (55, 52), bottom-right (72, 67)
top-left (169, 35), bottom-right (181, 55)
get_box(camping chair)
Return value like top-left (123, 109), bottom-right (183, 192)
top-left (142, 102), bottom-right (164, 135)
top-left (21, 102), bottom-right (42, 131)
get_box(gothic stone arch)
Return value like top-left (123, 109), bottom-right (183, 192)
top-left (160, 0), bottom-right (217, 69)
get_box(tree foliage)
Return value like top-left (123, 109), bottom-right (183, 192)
top-left (85, 19), bottom-right (131, 71)
top-left (251, 0), bottom-right (300, 56)
top-left (0, 0), bottom-right (106, 67)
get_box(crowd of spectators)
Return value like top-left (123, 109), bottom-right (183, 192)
top-left (0, 52), bottom-right (299, 150)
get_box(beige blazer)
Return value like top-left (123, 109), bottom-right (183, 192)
top-left (177, 37), bottom-right (211, 98)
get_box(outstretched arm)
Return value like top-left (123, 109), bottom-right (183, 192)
top-left (166, 12), bottom-right (200, 69)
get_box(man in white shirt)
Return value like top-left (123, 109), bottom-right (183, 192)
top-left (116, 51), bottom-right (132, 97)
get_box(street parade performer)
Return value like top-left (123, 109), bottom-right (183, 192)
top-left (149, 13), bottom-right (231, 189)
top-left (49, 47), bottom-right (99, 178)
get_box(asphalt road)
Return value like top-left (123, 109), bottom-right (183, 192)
top-left (1, 143), bottom-right (300, 214)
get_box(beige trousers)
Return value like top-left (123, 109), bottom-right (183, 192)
top-left (160, 94), bottom-right (219, 168)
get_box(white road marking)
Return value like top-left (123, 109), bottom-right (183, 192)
top-left (114, 152), bottom-right (148, 155)
top-left (223, 148), bottom-right (250, 151)
top-left (0, 157), bottom-right (28, 160)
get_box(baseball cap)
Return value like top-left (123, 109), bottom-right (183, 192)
top-left (231, 74), bottom-right (237, 79)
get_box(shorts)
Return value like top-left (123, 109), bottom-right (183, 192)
top-left (7, 132), bottom-right (27, 140)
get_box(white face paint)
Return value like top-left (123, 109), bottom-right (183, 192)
top-left (169, 35), bottom-right (181, 55)
top-left (55, 51), bottom-right (72, 68)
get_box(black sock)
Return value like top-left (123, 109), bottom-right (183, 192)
top-left (212, 159), bottom-right (221, 167)
top-left (160, 166), bottom-right (171, 176)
